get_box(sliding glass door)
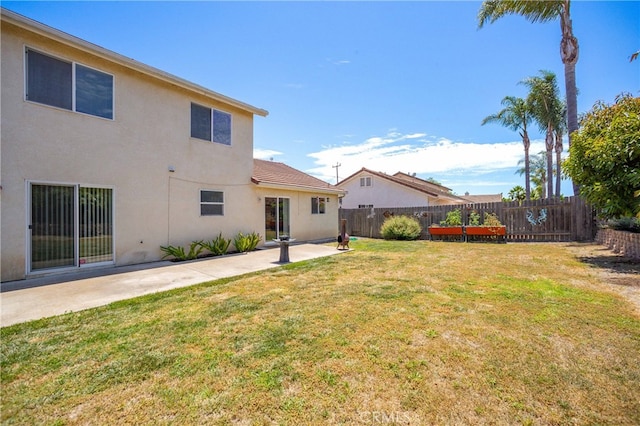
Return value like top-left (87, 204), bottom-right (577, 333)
top-left (264, 197), bottom-right (290, 241)
top-left (29, 183), bottom-right (114, 273)
top-left (30, 184), bottom-right (76, 270)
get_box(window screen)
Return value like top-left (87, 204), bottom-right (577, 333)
top-left (26, 48), bottom-right (113, 119)
top-left (191, 103), bottom-right (211, 141)
top-left (26, 49), bottom-right (72, 110)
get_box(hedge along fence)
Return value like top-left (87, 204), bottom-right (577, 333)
top-left (339, 196), bottom-right (597, 242)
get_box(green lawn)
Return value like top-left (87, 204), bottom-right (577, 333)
top-left (2, 240), bottom-right (639, 425)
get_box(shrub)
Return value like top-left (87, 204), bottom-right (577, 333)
top-left (606, 217), bottom-right (640, 233)
top-left (380, 216), bottom-right (422, 240)
top-left (483, 212), bottom-right (503, 227)
top-left (234, 232), bottom-right (262, 253)
top-left (440, 209), bottom-right (462, 226)
top-left (200, 233), bottom-right (231, 256)
top-left (160, 241), bottom-right (204, 261)
top-left (469, 211), bottom-right (481, 226)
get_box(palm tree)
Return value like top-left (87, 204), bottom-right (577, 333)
top-left (478, 0), bottom-right (579, 195)
top-left (554, 102), bottom-right (567, 197)
top-left (521, 71), bottom-right (562, 199)
top-left (507, 185), bottom-right (526, 203)
top-left (481, 96), bottom-right (533, 201)
top-left (517, 152), bottom-right (547, 199)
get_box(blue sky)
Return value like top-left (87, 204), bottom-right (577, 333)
top-left (5, 1), bottom-right (639, 197)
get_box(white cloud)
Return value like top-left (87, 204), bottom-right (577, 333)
top-left (306, 130), bottom-right (545, 183)
top-left (254, 148), bottom-right (283, 160)
top-left (326, 58), bottom-right (351, 65)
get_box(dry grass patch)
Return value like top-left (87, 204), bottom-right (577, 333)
top-left (2, 240), bottom-right (639, 425)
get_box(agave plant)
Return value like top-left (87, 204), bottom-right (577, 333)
top-left (233, 231), bottom-right (262, 253)
top-left (200, 233), bottom-right (231, 256)
top-left (160, 241), bottom-right (204, 261)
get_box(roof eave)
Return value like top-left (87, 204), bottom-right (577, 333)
top-left (253, 180), bottom-right (345, 195)
top-left (1, 8), bottom-right (269, 117)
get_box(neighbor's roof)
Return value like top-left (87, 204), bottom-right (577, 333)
top-left (461, 193), bottom-right (503, 203)
top-left (252, 159), bottom-right (344, 194)
top-left (1, 8), bottom-right (268, 117)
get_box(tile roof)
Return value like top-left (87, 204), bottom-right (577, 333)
top-left (252, 159), bottom-right (343, 193)
top-left (460, 194), bottom-right (503, 203)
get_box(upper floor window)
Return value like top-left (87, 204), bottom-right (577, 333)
top-left (200, 190), bottom-right (224, 216)
top-left (360, 177), bottom-right (372, 187)
top-left (311, 197), bottom-right (327, 214)
top-left (25, 48), bottom-right (114, 119)
top-left (191, 103), bottom-right (232, 145)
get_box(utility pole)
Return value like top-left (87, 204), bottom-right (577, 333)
top-left (332, 162), bottom-right (341, 184)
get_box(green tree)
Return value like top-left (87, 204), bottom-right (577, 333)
top-left (478, 0), bottom-right (579, 195)
top-left (521, 71), bottom-right (564, 199)
top-left (482, 96), bottom-right (533, 200)
top-left (563, 94), bottom-right (640, 218)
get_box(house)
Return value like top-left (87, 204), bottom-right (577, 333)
top-left (337, 168), bottom-right (469, 208)
top-left (0, 9), bottom-right (342, 283)
top-left (252, 159), bottom-right (344, 242)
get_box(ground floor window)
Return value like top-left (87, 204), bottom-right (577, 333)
top-left (200, 190), bottom-right (224, 216)
top-left (29, 183), bottom-right (114, 272)
top-left (311, 197), bottom-right (327, 214)
top-left (265, 197), bottom-right (290, 241)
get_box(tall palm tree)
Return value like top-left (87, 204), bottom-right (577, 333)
top-left (521, 71), bottom-right (562, 199)
top-left (554, 102), bottom-right (567, 197)
top-left (478, 0), bottom-right (579, 195)
top-left (481, 96), bottom-right (533, 201)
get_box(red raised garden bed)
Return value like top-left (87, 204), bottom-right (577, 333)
top-left (428, 226), bottom-right (464, 235)
top-left (428, 226), bottom-right (464, 242)
top-left (465, 226), bottom-right (506, 236)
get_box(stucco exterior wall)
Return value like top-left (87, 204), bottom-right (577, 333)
top-left (253, 187), bottom-right (340, 243)
top-left (1, 21), bottom-right (257, 281)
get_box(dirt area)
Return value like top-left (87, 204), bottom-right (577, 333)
top-left (566, 242), bottom-right (640, 316)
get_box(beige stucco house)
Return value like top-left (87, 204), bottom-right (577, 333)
top-left (0, 9), bottom-right (342, 283)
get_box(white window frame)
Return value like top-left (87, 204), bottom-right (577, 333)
top-left (200, 189), bottom-right (225, 216)
top-left (311, 196), bottom-right (328, 215)
top-left (190, 102), bottom-right (232, 145)
top-left (360, 176), bottom-right (372, 187)
top-left (24, 47), bottom-right (115, 120)
top-left (25, 180), bottom-right (116, 276)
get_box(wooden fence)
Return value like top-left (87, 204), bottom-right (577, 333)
top-left (339, 196), bottom-right (596, 242)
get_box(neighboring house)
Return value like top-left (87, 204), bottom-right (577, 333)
top-left (252, 159), bottom-right (344, 242)
top-left (337, 168), bottom-right (487, 208)
top-left (0, 9), bottom-right (342, 283)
